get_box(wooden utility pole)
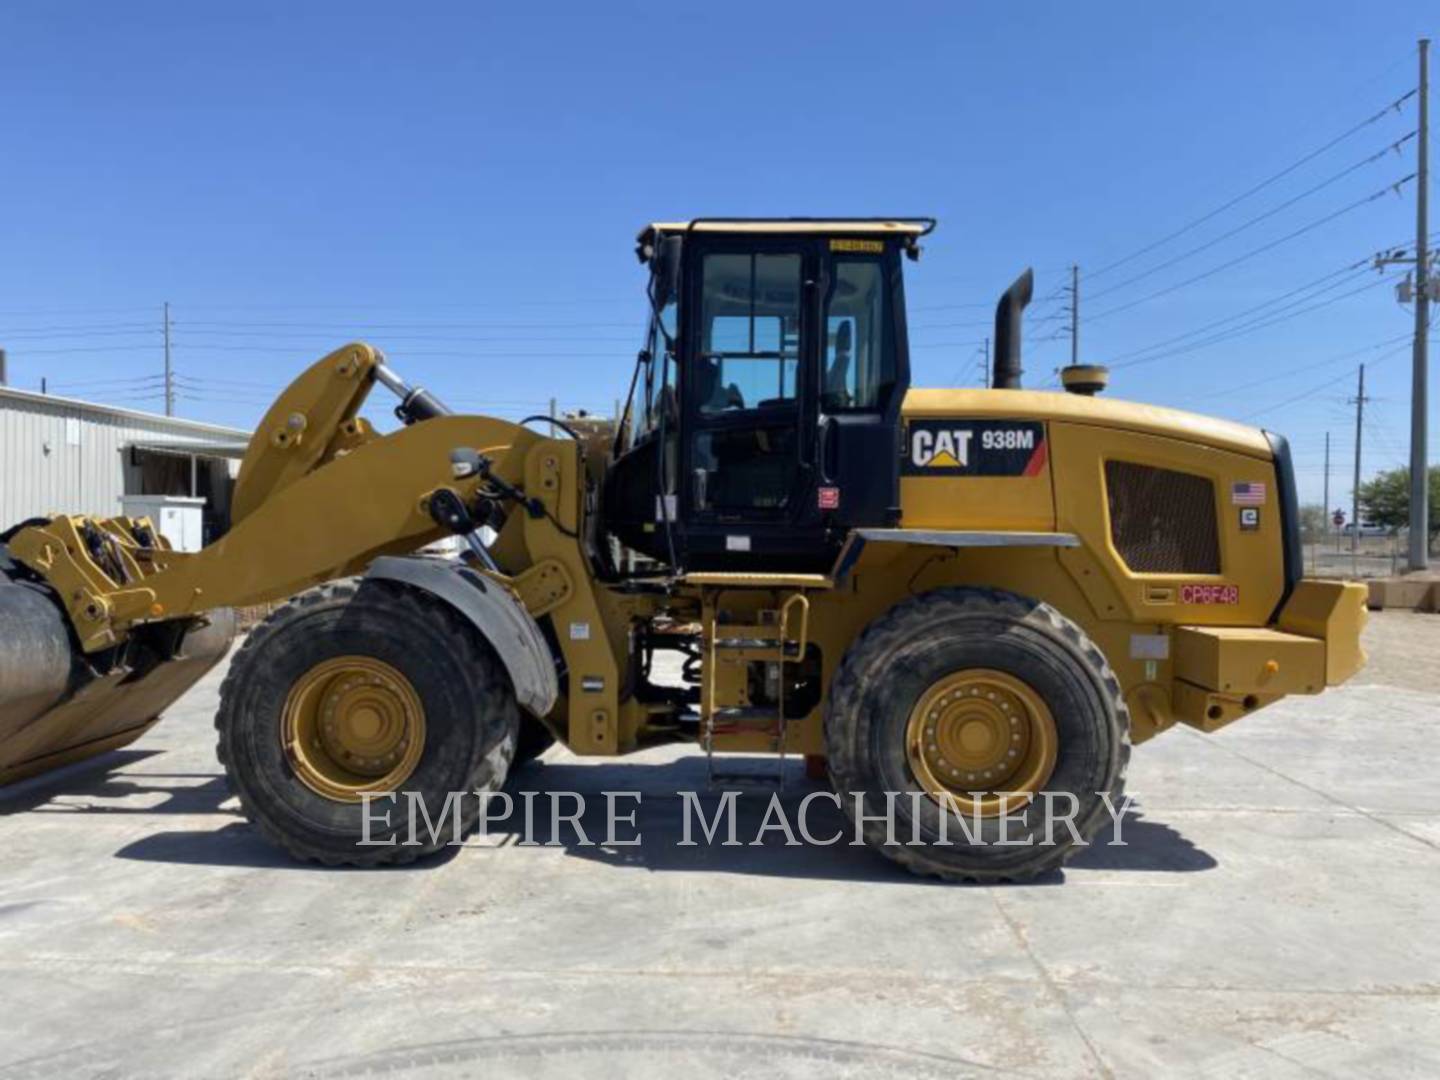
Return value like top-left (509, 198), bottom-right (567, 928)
top-left (163, 301), bottom-right (174, 416)
top-left (1323, 431), bottom-right (1331, 552)
top-left (1408, 38), bottom-right (1430, 570)
top-left (1069, 264), bottom-right (1080, 367)
top-left (1316, 431), bottom-right (1330, 569)
top-left (1351, 365), bottom-right (1368, 565)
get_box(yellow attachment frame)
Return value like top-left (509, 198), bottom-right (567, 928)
top-left (9, 344), bottom-right (529, 652)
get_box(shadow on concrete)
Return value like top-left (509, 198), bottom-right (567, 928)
top-left (481, 758), bottom-right (1217, 885)
top-left (0, 750), bottom-right (226, 816)
top-left (110, 754), bottom-right (1215, 883)
top-left (1068, 811), bottom-right (1216, 873)
top-left (115, 821), bottom-right (465, 872)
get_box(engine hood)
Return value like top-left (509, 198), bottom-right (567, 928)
top-left (902, 388), bottom-right (1273, 459)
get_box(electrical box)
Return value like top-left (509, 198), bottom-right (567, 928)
top-left (119, 495), bottom-right (207, 552)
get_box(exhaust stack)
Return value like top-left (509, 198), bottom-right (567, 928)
top-left (992, 268), bottom-right (1034, 390)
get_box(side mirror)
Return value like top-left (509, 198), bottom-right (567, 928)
top-left (652, 236), bottom-right (682, 305)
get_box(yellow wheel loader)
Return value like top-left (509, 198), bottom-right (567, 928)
top-left (0, 219), bottom-right (1368, 880)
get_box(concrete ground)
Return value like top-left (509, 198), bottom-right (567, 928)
top-left (1, 613), bottom-right (1438, 1078)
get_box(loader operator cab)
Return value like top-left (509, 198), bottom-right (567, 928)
top-left (606, 219), bottom-right (933, 571)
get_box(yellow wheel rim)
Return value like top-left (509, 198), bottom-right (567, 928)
top-left (905, 668), bottom-right (1058, 817)
top-left (281, 655), bottom-right (426, 803)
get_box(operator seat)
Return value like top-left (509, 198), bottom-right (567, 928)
top-left (823, 321), bottom-right (853, 407)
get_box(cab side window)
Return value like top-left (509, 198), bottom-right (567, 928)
top-left (639, 296), bottom-right (677, 436)
top-left (822, 259), bottom-right (896, 412)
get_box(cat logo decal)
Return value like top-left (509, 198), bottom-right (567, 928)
top-left (903, 420), bottom-right (1047, 477)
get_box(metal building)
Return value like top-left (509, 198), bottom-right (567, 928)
top-left (0, 386), bottom-right (250, 545)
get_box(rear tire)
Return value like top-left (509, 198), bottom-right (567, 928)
top-left (826, 587), bottom-right (1130, 883)
top-left (216, 579), bottom-right (518, 866)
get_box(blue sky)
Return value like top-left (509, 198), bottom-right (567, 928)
top-left (0, 2), bottom-right (1435, 506)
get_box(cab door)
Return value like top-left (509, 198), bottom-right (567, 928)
top-left (680, 242), bottom-right (824, 568)
top-left (809, 246), bottom-right (908, 533)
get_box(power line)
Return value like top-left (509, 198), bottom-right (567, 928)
top-left (1106, 228), bottom-right (1440, 368)
top-left (0, 322), bottom-right (157, 339)
top-left (1088, 88), bottom-right (1418, 280)
top-left (18, 343), bottom-right (632, 360)
top-left (910, 319), bottom-right (993, 331)
top-left (1192, 332), bottom-right (1413, 400)
top-left (173, 329), bottom-right (640, 345)
top-left (5, 344), bottom-right (168, 356)
top-left (1110, 272), bottom-right (1401, 371)
top-left (1085, 131), bottom-right (1416, 306)
top-left (0, 305), bottom-right (154, 318)
top-left (45, 374), bottom-right (169, 390)
top-left (1240, 367), bottom-right (1367, 421)
top-left (1086, 175), bottom-right (1416, 324)
top-left (176, 318), bottom-right (639, 331)
top-left (908, 301), bottom-right (991, 313)
top-left (173, 374), bottom-right (281, 390)
top-left (170, 372), bottom-right (611, 410)
top-left (1106, 257), bottom-right (1372, 364)
top-left (1365, 411), bottom-right (1410, 466)
top-left (172, 296), bottom-right (640, 313)
top-left (1239, 341), bottom-right (1410, 420)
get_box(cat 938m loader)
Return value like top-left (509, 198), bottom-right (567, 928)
top-left (0, 219), bottom-right (1367, 881)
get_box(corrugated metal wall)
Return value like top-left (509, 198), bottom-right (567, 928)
top-left (0, 389), bottom-right (249, 525)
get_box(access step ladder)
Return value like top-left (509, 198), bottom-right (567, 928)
top-left (700, 591), bottom-right (810, 788)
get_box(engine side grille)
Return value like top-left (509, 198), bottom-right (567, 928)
top-left (1105, 461), bottom-right (1221, 574)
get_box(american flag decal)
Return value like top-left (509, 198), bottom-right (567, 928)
top-left (1231, 481), bottom-right (1266, 506)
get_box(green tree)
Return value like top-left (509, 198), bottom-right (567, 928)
top-left (1298, 503), bottom-right (1327, 542)
top-left (1357, 465), bottom-right (1440, 537)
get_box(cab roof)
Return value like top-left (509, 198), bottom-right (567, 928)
top-left (639, 218), bottom-right (936, 244)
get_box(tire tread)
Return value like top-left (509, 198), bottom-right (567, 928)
top-left (215, 579), bottom-right (516, 867)
top-left (825, 586), bottom-right (1132, 883)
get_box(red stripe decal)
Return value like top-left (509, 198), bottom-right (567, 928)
top-left (1021, 437), bottom-right (1049, 477)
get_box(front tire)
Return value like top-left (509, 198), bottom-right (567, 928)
top-left (512, 716), bottom-right (557, 768)
top-left (216, 579), bottom-right (518, 866)
top-left (826, 587), bottom-right (1130, 882)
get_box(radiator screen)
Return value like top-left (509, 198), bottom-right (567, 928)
top-left (1105, 461), bottom-right (1221, 574)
